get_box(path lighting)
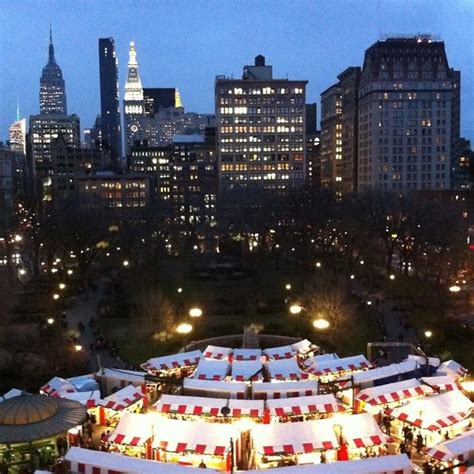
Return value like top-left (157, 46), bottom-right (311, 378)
top-left (19, 269), bottom-right (26, 276)
top-left (360, 260), bottom-right (365, 265)
top-left (367, 300), bottom-right (372, 306)
top-left (424, 330), bottom-right (433, 338)
top-left (59, 283), bottom-right (66, 290)
top-left (51, 268), bottom-right (58, 274)
top-left (74, 344), bottom-right (83, 352)
top-left (47, 318), bottom-right (54, 325)
top-left (177, 287), bottom-right (183, 294)
top-left (189, 307), bottom-right (203, 318)
top-left (285, 283), bottom-right (292, 291)
top-left (315, 262), bottom-right (322, 268)
top-left (289, 304), bottom-right (302, 315)
top-left (14, 234), bottom-right (22, 242)
top-left (313, 318), bottom-right (330, 330)
top-left (123, 260), bottom-right (129, 267)
top-left (53, 293), bottom-right (60, 300)
top-left (350, 274), bottom-right (355, 280)
top-left (67, 269), bottom-right (73, 275)
top-left (449, 285), bottom-right (461, 293)
top-left (176, 323), bottom-right (193, 335)
top-left (389, 274), bottom-right (396, 280)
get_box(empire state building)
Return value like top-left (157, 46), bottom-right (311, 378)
top-left (40, 27), bottom-right (67, 115)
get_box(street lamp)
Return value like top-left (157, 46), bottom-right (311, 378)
top-left (67, 269), bottom-right (73, 275)
top-left (449, 285), bottom-right (461, 293)
top-left (389, 274), bottom-right (396, 281)
top-left (19, 269), bottom-right (26, 276)
top-left (189, 307), bottom-right (203, 318)
top-left (176, 323), bottom-right (193, 335)
top-left (424, 330), bottom-right (433, 339)
top-left (123, 260), bottom-right (129, 267)
top-left (74, 344), bottom-right (83, 352)
top-left (177, 287), bottom-right (183, 294)
top-left (315, 262), bottom-right (322, 269)
top-left (14, 234), bottom-right (22, 242)
top-left (59, 283), bottom-right (66, 290)
top-left (285, 283), bottom-right (292, 291)
top-left (313, 318), bottom-right (330, 330)
top-left (47, 318), bottom-right (54, 325)
top-left (52, 293), bottom-right (60, 301)
top-left (289, 304), bottom-right (302, 315)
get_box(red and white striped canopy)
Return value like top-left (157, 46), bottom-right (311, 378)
top-left (252, 380), bottom-right (319, 400)
top-left (267, 358), bottom-right (308, 381)
top-left (108, 412), bottom-right (153, 446)
top-left (385, 390), bottom-right (473, 431)
top-left (40, 376), bottom-right (77, 397)
top-left (152, 418), bottom-right (238, 456)
top-left (231, 360), bottom-right (263, 381)
top-left (263, 345), bottom-right (295, 360)
top-left (306, 355), bottom-right (371, 377)
top-left (102, 384), bottom-right (146, 411)
top-left (59, 390), bottom-right (103, 409)
top-left (233, 348), bottom-right (262, 361)
top-left (356, 379), bottom-right (433, 406)
top-left (203, 345), bottom-right (233, 360)
top-left (421, 375), bottom-right (458, 393)
top-left (141, 350), bottom-right (202, 373)
top-left (193, 359), bottom-right (230, 381)
top-left (155, 394), bottom-right (228, 417)
top-left (228, 399), bottom-right (264, 418)
top-left (425, 429), bottom-right (474, 462)
top-left (290, 339), bottom-right (319, 356)
top-left (266, 394), bottom-right (344, 417)
top-left (183, 378), bottom-right (248, 400)
top-left (437, 360), bottom-right (468, 378)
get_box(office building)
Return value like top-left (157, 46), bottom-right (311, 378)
top-left (358, 35), bottom-right (460, 191)
top-left (123, 41), bottom-right (146, 155)
top-left (452, 138), bottom-right (473, 189)
top-left (9, 116), bottom-right (27, 156)
top-left (99, 38), bottom-right (122, 161)
top-left (306, 131), bottom-right (321, 189)
top-left (215, 55), bottom-right (307, 191)
top-left (40, 27), bottom-right (67, 115)
top-left (143, 88), bottom-right (182, 117)
top-left (0, 146), bottom-right (14, 235)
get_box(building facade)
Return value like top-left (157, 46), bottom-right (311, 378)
top-left (99, 38), bottom-right (122, 162)
top-left (143, 88), bottom-right (182, 117)
top-left (123, 42), bottom-right (146, 155)
top-left (0, 146), bottom-right (14, 235)
top-left (9, 118), bottom-right (27, 156)
top-left (358, 36), bottom-right (460, 191)
top-left (40, 28), bottom-right (67, 115)
top-left (215, 56), bottom-right (307, 191)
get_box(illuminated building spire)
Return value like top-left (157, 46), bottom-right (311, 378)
top-left (16, 99), bottom-right (20, 121)
top-left (48, 23), bottom-right (56, 65)
top-left (124, 41), bottom-right (143, 101)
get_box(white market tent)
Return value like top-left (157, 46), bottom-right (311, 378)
top-left (155, 394), bottom-right (228, 416)
top-left (341, 360), bottom-right (418, 389)
top-left (266, 394), bottom-right (344, 417)
top-left (385, 390), bottom-right (473, 431)
top-left (304, 353), bottom-right (339, 368)
top-left (233, 348), bottom-right (261, 361)
top-left (290, 339), bottom-right (319, 356)
top-left (152, 417), bottom-right (239, 456)
top-left (40, 376), bottom-right (77, 396)
top-left (231, 360), bottom-right (263, 381)
top-left (203, 345), bottom-right (233, 360)
top-left (421, 375), bottom-right (458, 392)
top-left (0, 388), bottom-right (25, 401)
top-left (266, 358), bottom-right (307, 381)
top-left (407, 354), bottom-right (440, 369)
top-left (306, 354), bottom-right (371, 376)
top-left (102, 384), bottom-right (146, 411)
top-left (141, 350), bottom-right (202, 373)
top-left (227, 398), bottom-right (264, 418)
top-left (437, 360), bottom-right (468, 378)
top-left (108, 412), bottom-right (154, 446)
top-left (355, 378), bottom-right (433, 407)
top-left (97, 367), bottom-right (147, 395)
top-left (246, 454), bottom-right (413, 473)
top-left (263, 345), bottom-right (295, 360)
top-left (66, 374), bottom-right (99, 392)
top-left (252, 380), bottom-right (318, 400)
top-left (252, 418), bottom-right (339, 455)
top-left (183, 378), bottom-right (248, 399)
top-left (426, 429), bottom-right (474, 462)
top-left (193, 359), bottom-right (230, 381)
top-left (65, 447), bottom-right (212, 473)
top-left (59, 390), bottom-right (103, 408)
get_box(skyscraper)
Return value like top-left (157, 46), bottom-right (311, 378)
top-left (123, 41), bottom-right (146, 155)
top-left (215, 55), bottom-right (307, 191)
top-left (99, 38), bottom-right (122, 162)
top-left (39, 27), bottom-right (67, 115)
top-left (9, 104), bottom-right (27, 156)
top-left (358, 36), bottom-right (460, 191)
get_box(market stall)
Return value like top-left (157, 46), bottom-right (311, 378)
top-left (228, 399), bottom-right (264, 419)
top-left (66, 374), bottom-right (99, 392)
top-left (252, 380), bottom-right (319, 400)
top-left (291, 340), bottom-right (319, 359)
top-left (0, 388), bottom-right (24, 401)
top-left (154, 394), bottom-right (228, 420)
top-left (183, 378), bottom-right (248, 399)
top-left (193, 359), bottom-right (230, 381)
top-left (107, 412), bottom-right (154, 459)
top-left (406, 354), bottom-right (440, 376)
top-left (231, 360), bottom-right (263, 382)
top-left (437, 360), bottom-right (468, 379)
top-left (266, 394), bottom-right (344, 421)
top-left (305, 354), bottom-right (371, 381)
top-left (141, 350), bottom-right (202, 376)
top-left (421, 375), bottom-right (458, 393)
top-left (385, 390), bottom-right (473, 446)
top-left (101, 384), bottom-right (147, 426)
top-left (304, 353), bottom-right (339, 367)
top-left (233, 348), bottom-right (262, 361)
top-left (96, 367), bottom-right (150, 397)
top-left (203, 345), bottom-right (233, 360)
top-left (40, 376), bottom-right (77, 397)
top-left (267, 358), bottom-right (308, 381)
top-left (425, 429), bottom-right (474, 470)
top-left (152, 417), bottom-right (239, 470)
top-left (353, 378), bottom-right (433, 413)
top-left (263, 345), bottom-right (295, 360)
top-left (251, 418), bottom-right (339, 468)
top-left (59, 390), bottom-right (103, 409)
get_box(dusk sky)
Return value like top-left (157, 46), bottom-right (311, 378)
top-left (1, 0), bottom-right (473, 141)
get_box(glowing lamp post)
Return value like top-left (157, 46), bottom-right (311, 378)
top-left (285, 283), bottom-right (292, 291)
top-left (289, 304), bottom-right (302, 315)
top-left (189, 307), bottom-right (203, 318)
top-left (74, 344), bottom-right (83, 352)
top-left (313, 318), bottom-right (330, 330)
top-left (389, 274), bottom-right (395, 281)
top-left (123, 260), bottom-right (129, 267)
top-left (59, 283), bottom-right (66, 290)
top-left (52, 293), bottom-right (60, 301)
top-left (176, 322), bottom-right (193, 351)
top-left (47, 318), bottom-right (54, 325)
top-left (449, 285), bottom-right (461, 293)
top-left (424, 330), bottom-right (433, 339)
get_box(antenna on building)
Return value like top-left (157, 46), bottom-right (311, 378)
top-left (16, 99), bottom-right (20, 121)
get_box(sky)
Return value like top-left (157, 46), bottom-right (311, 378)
top-left (1, 0), bottom-right (474, 141)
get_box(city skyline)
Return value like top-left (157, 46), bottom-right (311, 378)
top-left (1, 0), bottom-right (473, 141)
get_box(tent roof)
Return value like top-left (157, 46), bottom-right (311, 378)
top-left (98, 367), bottom-right (147, 384)
top-left (231, 360), bottom-right (263, 381)
top-left (266, 358), bottom-right (305, 381)
top-left (421, 375), bottom-right (457, 392)
top-left (252, 380), bottom-right (318, 396)
top-left (233, 348), bottom-right (262, 361)
top-left (142, 350), bottom-right (202, 372)
top-left (203, 345), bottom-right (232, 360)
top-left (40, 376), bottom-right (76, 396)
top-left (183, 378), bottom-right (247, 397)
top-left (306, 354), bottom-right (371, 376)
top-left (0, 388), bottom-right (25, 402)
top-left (304, 353), bottom-right (339, 367)
top-left (0, 395), bottom-right (87, 444)
top-left (155, 394), bottom-right (228, 416)
top-left (193, 359), bottom-right (230, 381)
top-left (437, 360), bottom-right (468, 378)
top-left (347, 360), bottom-right (417, 385)
top-left (108, 412), bottom-right (154, 446)
top-left (426, 429), bottom-right (474, 462)
top-left (263, 345), bottom-right (295, 360)
top-left (103, 384), bottom-right (145, 411)
top-left (266, 394), bottom-right (344, 416)
top-left (290, 339), bottom-right (318, 355)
